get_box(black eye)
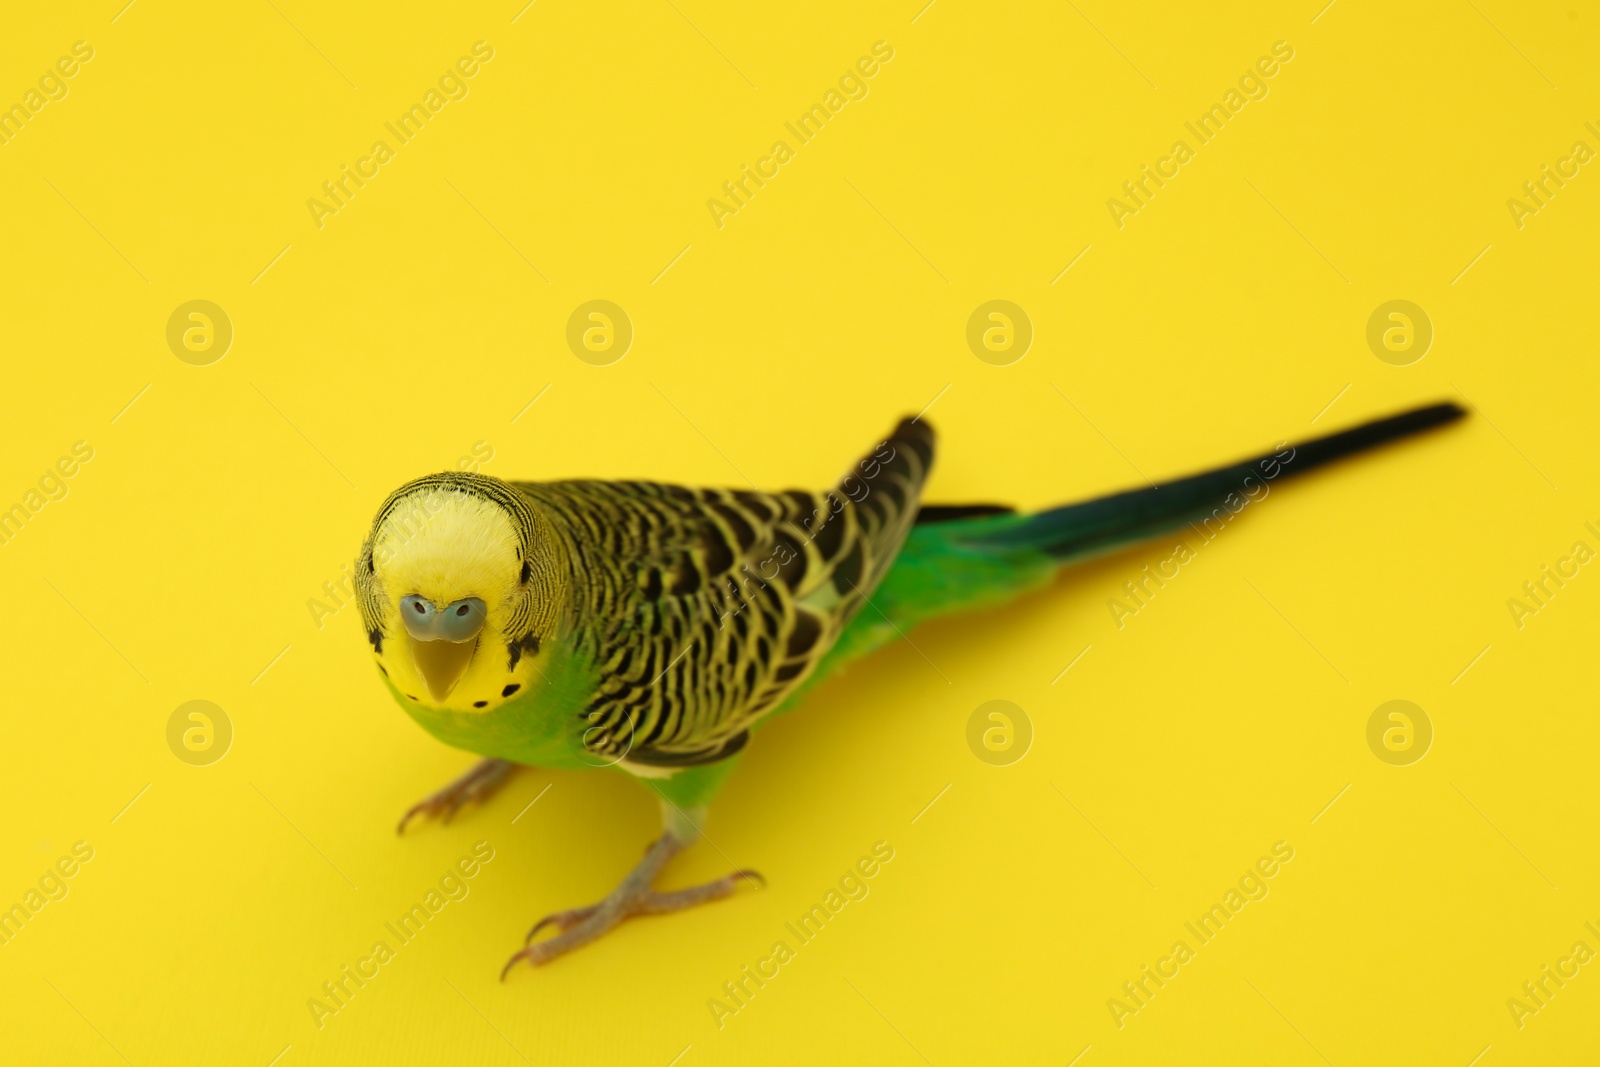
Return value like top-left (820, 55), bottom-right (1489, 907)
top-left (519, 561), bottom-right (532, 584)
top-left (412, 601), bottom-right (426, 613)
top-left (455, 604), bottom-right (470, 616)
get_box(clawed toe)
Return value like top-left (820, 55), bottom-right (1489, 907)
top-left (396, 796), bottom-right (457, 834)
top-left (500, 945), bottom-right (541, 980)
top-left (397, 758), bottom-right (518, 835)
top-left (636, 869), bottom-right (764, 914)
top-left (501, 847), bottom-right (766, 978)
top-left (524, 906), bottom-right (597, 945)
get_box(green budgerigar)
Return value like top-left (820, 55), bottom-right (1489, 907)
top-left (356, 402), bottom-right (1464, 975)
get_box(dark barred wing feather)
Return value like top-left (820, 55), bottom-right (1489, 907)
top-left (520, 418), bottom-right (934, 769)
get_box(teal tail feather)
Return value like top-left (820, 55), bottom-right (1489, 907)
top-left (806, 402), bottom-right (1466, 682)
top-left (964, 401), bottom-right (1465, 564)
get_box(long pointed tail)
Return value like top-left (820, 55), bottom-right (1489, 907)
top-left (963, 401), bottom-right (1465, 563)
top-left (801, 401), bottom-right (1466, 697)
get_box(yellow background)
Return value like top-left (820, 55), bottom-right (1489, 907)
top-left (2, 0), bottom-right (1596, 1063)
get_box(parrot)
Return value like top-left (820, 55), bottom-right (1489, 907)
top-left (354, 400), bottom-right (1464, 976)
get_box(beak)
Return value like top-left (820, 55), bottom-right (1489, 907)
top-left (410, 633), bottom-right (480, 701)
top-left (398, 595), bottom-right (488, 701)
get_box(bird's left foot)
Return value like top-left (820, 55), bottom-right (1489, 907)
top-left (501, 834), bottom-right (762, 977)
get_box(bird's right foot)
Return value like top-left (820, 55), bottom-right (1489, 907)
top-left (397, 758), bottom-right (520, 834)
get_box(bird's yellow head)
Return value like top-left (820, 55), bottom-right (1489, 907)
top-left (355, 472), bottom-right (566, 712)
